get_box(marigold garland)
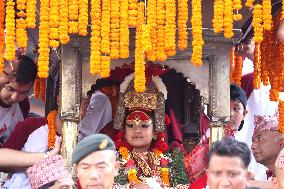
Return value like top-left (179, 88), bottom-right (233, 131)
top-left (213, 0), bottom-right (224, 33)
top-left (26, 0), bottom-right (36, 28)
top-left (278, 100), bottom-right (284, 133)
top-left (5, 0), bottom-right (16, 61)
top-left (165, 0), bottom-right (176, 55)
top-left (78, 0), bottom-right (88, 36)
top-left (223, 0), bottom-right (234, 38)
top-left (160, 167), bottom-right (170, 186)
top-left (100, 55), bottom-right (110, 78)
top-left (128, 0), bottom-right (138, 27)
top-left (156, 0), bottom-right (167, 61)
top-left (245, 0), bottom-right (254, 8)
top-left (191, 0), bottom-right (204, 66)
top-left (260, 33), bottom-right (269, 85)
top-left (68, 0), bottom-right (79, 34)
top-left (230, 47), bottom-right (234, 83)
top-left (47, 110), bottom-right (57, 149)
top-left (177, 0), bottom-right (188, 50)
top-left (253, 4), bottom-right (263, 43)
top-left (38, 0), bottom-right (50, 78)
top-left (119, 147), bottom-right (129, 160)
top-left (282, 0), bottom-right (284, 19)
top-left (101, 0), bottom-right (111, 54)
top-left (134, 2), bottom-right (146, 93)
top-left (110, 0), bottom-right (120, 59)
top-left (49, 0), bottom-right (59, 48)
top-left (90, 0), bottom-right (101, 75)
top-left (232, 51), bottom-right (242, 86)
top-left (16, 0), bottom-right (28, 48)
top-left (119, 0), bottom-right (129, 58)
top-left (262, 0), bottom-right (272, 31)
top-left (253, 43), bottom-right (261, 89)
top-left (146, 0), bottom-right (157, 61)
top-left (59, 0), bottom-right (70, 44)
top-left (142, 24), bottom-right (152, 53)
top-left (40, 78), bottom-right (46, 102)
top-left (34, 77), bottom-right (41, 99)
top-left (233, 0), bottom-right (242, 21)
top-left (0, 0), bottom-right (4, 72)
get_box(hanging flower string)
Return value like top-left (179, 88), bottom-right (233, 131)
top-left (119, 0), bottom-right (129, 58)
top-left (223, 0), bottom-right (234, 38)
top-left (146, 0), bottom-right (157, 61)
top-left (101, 0), bottom-right (111, 54)
top-left (260, 31), bottom-right (269, 86)
top-left (134, 2), bottom-right (146, 93)
top-left (110, 0), bottom-right (120, 59)
top-left (232, 0), bottom-right (242, 21)
top-left (26, 0), bottom-right (36, 28)
top-left (49, 0), bottom-right (60, 48)
top-left (78, 0), bottom-right (88, 36)
top-left (177, 0), bottom-right (188, 50)
top-left (232, 51), bottom-right (242, 86)
top-left (252, 4), bottom-right (263, 89)
top-left (262, 0), bottom-right (272, 31)
top-left (230, 47), bottom-right (234, 83)
top-left (245, 0), bottom-right (254, 8)
top-left (34, 77), bottom-right (41, 99)
top-left (165, 0), bottom-right (176, 56)
top-left (16, 0), bottom-right (28, 48)
top-left (213, 0), bottom-right (224, 33)
top-left (100, 56), bottom-right (111, 78)
top-left (40, 78), bottom-right (46, 102)
top-left (128, 0), bottom-right (138, 27)
top-left (156, 0), bottom-right (167, 61)
top-left (0, 0), bottom-right (4, 72)
top-left (142, 24), bottom-right (152, 53)
top-left (191, 0), bottom-right (204, 66)
top-left (253, 43), bottom-right (261, 89)
top-left (38, 0), bottom-right (50, 78)
top-left (68, 0), bottom-right (79, 34)
top-left (59, 0), bottom-right (70, 44)
top-left (47, 110), bottom-right (57, 149)
top-left (5, 0), bottom-right (16, 61)
top-left (90, 0), bottom-right (102, 75)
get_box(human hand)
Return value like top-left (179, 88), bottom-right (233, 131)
top-left (49, 137), bottom-right (62, 157)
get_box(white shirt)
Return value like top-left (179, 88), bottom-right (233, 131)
top-left (78, 91), bottom-right (112, 140)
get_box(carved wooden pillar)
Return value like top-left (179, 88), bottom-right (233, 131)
top-left (60, 40), bottom-right (82, 166)
top-left (202, 30), bottom-right (242, 144)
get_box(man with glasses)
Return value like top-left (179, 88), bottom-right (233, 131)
top-left (0, 55), bottom-right (37, 145)
top-left (251, 114), bottom-right (284, 180)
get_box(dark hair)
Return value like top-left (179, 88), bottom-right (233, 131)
top-left (90, 79), bottom-right (115, 93)
top-left (15, 55), bottom-right (37, 84)
top-left (37, 180), bottom-right (56, 189)
top-left (208, 137), bottom-right (251, 168)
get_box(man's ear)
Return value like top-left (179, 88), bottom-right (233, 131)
top-left (206, 169), bottom-right (209, 185)
top-left (114, 161), bottom-right (120, 177)
top-left (246, 170), bottom-right (254, 180)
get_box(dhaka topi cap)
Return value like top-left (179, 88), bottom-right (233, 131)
top-left (27, 155), bottom-right (72, 189)
top-left (230, 84), bottom-right (247, 108)
top-left (72, 134), bottom-right (116, 164)
top-left (254, 114), bottom-right (278, 134)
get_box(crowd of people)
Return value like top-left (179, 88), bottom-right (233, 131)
top-left (0, 14), bottom-right (283, 189)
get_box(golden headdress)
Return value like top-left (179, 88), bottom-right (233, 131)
top-left (113, 73), bottom-right (167, 131)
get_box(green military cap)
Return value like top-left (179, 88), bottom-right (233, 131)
top-left (72, 134), bottom-right (116, 164)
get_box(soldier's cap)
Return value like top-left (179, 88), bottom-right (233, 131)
top-left (72, 134), bottom-right (116, 164)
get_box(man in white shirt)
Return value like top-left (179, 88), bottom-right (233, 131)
top-left (0, 55), bottom-right (37, 145)
top-left (78, 79), bottom-right (115, 140)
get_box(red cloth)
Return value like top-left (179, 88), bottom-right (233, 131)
top-left (241, 72), bottom-right (253, 99)
top-left (188, 173), bottom-right (207, 189)
top-left (2, 117), bottom-right (47, 150)
top-left (168, 108), bottom-right (183, 143)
